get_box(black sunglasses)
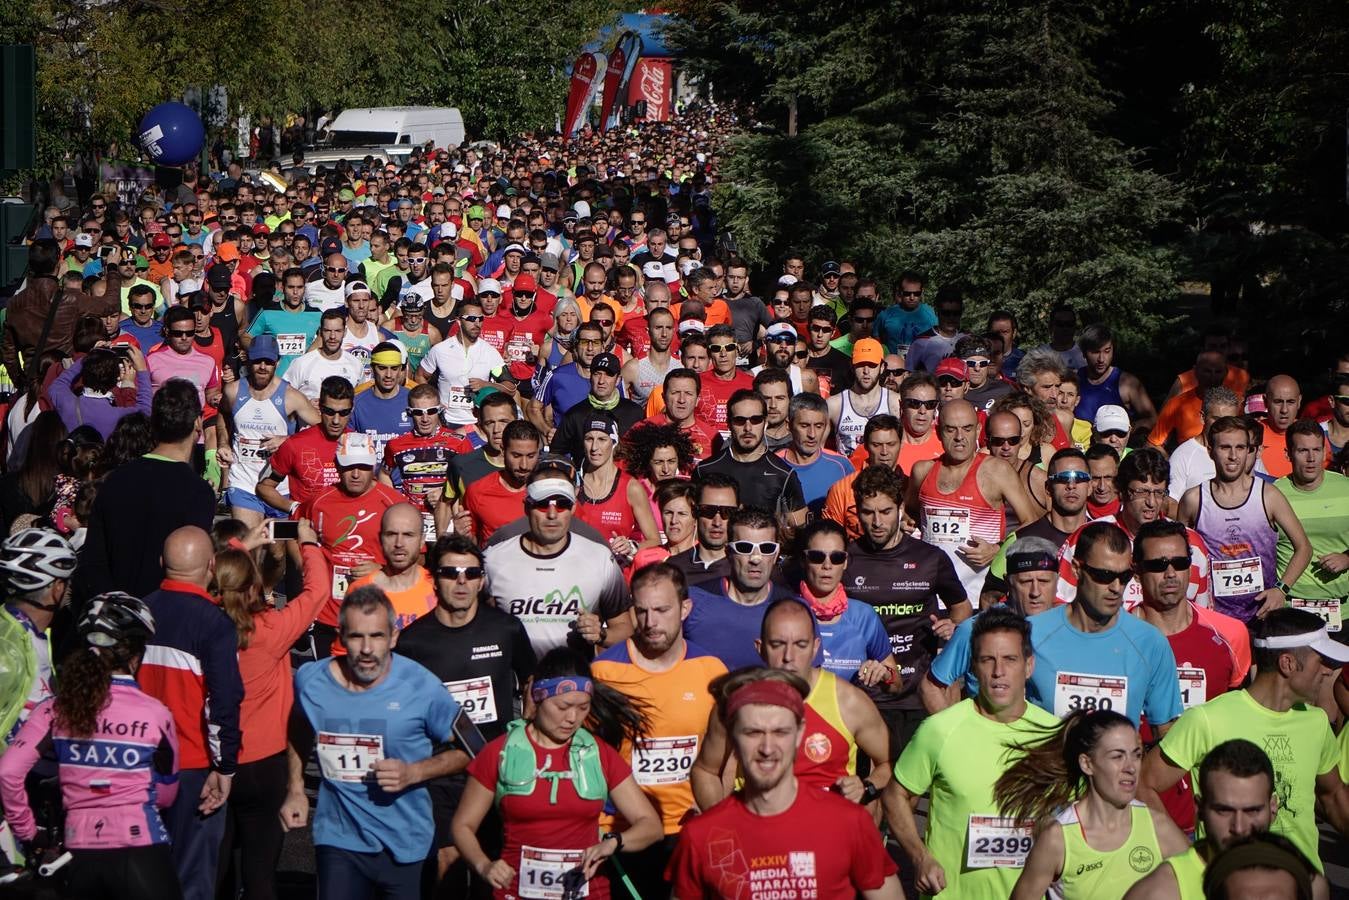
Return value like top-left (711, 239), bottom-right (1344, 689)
top-left (903, 399), bottom-right (939, 411)
top-left (436, 565), bottom-right (484, 580)
top-left (804, 549), bottom-right (848, 565)
top-left (1138, 556), bottom-right (1189, 574)
top-left (319, 405), bottom-right (352, 417)
top-left (1081, 563), bottom-right (1133, 586)
top-left (697, 504), bottom-right (736, 520)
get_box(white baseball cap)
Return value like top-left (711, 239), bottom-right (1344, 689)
top-left (496, 204), bottom-right (512, 219)
top-left (74, 233), bottom-right (94, 248)
top-left (477, 278), bottom-right (503, 296)
top-left (1093, 405), bottom-right (1131, 434)
top-left (335, 433), bottom-right (378, 467)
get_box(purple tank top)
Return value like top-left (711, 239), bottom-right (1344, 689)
top-left (1195, 480), bottom-right (1278, 621)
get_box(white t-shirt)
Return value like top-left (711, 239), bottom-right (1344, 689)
top-left (284, 349), bottom-right (364, 401)
top-left (1167, 437), bottom-right (1215, 501)
top-left (419, 337), bottom-right (504, 425)
top-left (304, 280), bottom-right (348, 312)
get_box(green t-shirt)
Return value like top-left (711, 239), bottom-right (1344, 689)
top-left (1275, 473), bottom-right (1349, 609)
top-left (1158, 689), bottom-right (1337, 870)
top-left (894, 697), bottom-right (1059, 899)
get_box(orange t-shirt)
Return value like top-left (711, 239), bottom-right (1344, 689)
top-left (1149, 389), bottom-right (1205, 447)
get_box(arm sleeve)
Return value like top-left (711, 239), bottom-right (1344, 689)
top-left (0, 701), bottom-right (53, 840)
top-left (203, 616), bottom-right (245, 773)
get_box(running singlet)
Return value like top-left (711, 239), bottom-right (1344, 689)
top-left (836, 388), bottom-right (890, 456)
top-left (1194, 481), bottom-right (1278, 622)
top-left (577, 470), bottom-right (641, 541)
top-left (384, 429), bottom-right (471, 541)
top-left (919, 455), bottom-right (1006, 601)
top-left (230, 383), bottom-right (293, 498)
top-left (0, 678), bottom-right (178, 849)
top-left (1075, 366), bottom-right (1123, 424)
top-left (1051, 801), bottom-right (1161, 900)
top-left (796, 670), bottom-right (855, 791)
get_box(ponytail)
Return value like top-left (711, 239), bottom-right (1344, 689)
top-left (994, 709), bottom-right (1134, 824)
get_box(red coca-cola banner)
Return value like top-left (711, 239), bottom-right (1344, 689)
top-left (564, 52), bottom-right (603, 137)
top-left (628, 58), bottom-right (672, 121)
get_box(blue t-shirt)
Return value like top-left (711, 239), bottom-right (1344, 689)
top-left (927, 610), bottom-right (983, 695)
top-left (248, 309), bottom-right (322, 377)
top-left (295, 656), bottom-right (458, 863)
top-left (118, 318), bottom-right (162, 354)
top-left (1026, 605), bottom-right (1182, 727)
top-left (539, 363), bottom-right (591, 427)
top-left (780, 450), bottom-right (854, 516)
top-left (341, 241), bottom-right (372, 269)
top-left (816, 599), bottom-right (891, 684)
top-left (683, 582), bottom-right (802, 670)
top-left (875, 304), bottom-right (937, 354)
top-left (351, 386), bottom-right (412, 459)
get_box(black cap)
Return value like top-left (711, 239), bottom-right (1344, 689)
top-left (591, 352), bottom-right (621, 375)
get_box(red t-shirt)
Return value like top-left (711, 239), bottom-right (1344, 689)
top-left (478, 315), bottom-right (510, 353)
top-left (267, 426), bottom-right (343, 507)
top-left (467, 729), bottom-right (631, 900)
top-left (499, 308), bottom-right (553, 379)
top-left (667, 785), bottom-right (897, 900)
top-left (304, 481), bottom-right (404, 626)
top-left (464, 471), bottom-right (527, 544)
top-left (696, 369), bottom-right (754, 431)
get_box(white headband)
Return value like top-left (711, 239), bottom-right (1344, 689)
top-left (526, 477), bottom-right (576, 503)
top-left (1252, 629), bottom-right (1327, 649)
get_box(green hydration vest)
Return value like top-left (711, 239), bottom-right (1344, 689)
top-left (494, 719), bottom-right (607, 806)
top-left (0, 607), bottom-right (39, 750)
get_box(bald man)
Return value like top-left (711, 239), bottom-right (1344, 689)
top-left (1261, 375), bottom-right (1313, 479)
top-left (906, 400), bottom-right (1039, 600)
top-left (346, 502), bottom-right (439, 630)
top-left (139, 525), bottom-right (244, 900)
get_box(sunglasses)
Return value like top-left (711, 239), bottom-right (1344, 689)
top-left (709, 343), bottom-right (737, 354)
top-left (697, 504), bottom-right (736, 520)
top-left (167, 329), bottom-right (195, 338)
top-left (166, 231), bottom-right (182, 238)
top-left (435, 565), bottom-right (484, 580)
top-left (460, 314), bottom-right (484, 323)
top-left (527, 496), bottom-right (575, 511)
top-left (851, 316), bottom-right (875, 325)
top-left (130, 302), bottom-right (155, 311)
top-left (987, 435), bottom-right (1022, 448)
top-left (407, 406), bottom-right (442, 417)
top-left (794, 350), bottom-right (809, 360)
top-left (1081, 563), bottom-right (1133, 586)
top-left (1334, 395), bottom-right (1349, 405)
top-left (1048, 470), bottom-right (1092, 485)
top-left (900, 290), bottom-right (922, 298)
top-left (809, 325), bottom-right (834, 333)
top-left (885, 368), bottom-right (907, 379)
top-left (963, 358), bottom-right (992, 369)
top-left (903, 398), bottom-right (939, 411)
top-left (319, 405), bottom-right (353, 417)
top-left (804, 549), bottom-right (848, 565)
top-left (766, 335), bottom-right (796, 344)
top-left (729, 540), bottom-right (780, 556)
top-left (937, 376), bottom-right (964, 388)
top-left (1096, 429), bottom-right (1128, 440)
top-left (407, 257), bottom-right (427, 265)
top-left (1138, 556), bottom-right (1190, 574)
top-left (325, 266), bottom-right (347, 274)
top-left (730, 414), bottom-right (766, 426)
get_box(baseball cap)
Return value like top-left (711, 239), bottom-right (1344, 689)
top-left (74, 233), bottom-right (94, 248)
top-left (318, 236), bottom-right (343, 258)
top-left (591, 352), bottom-right (621, 375)
top-left (540, 252), bottom-right (561, 272)
top-left (134, 255), bottom-right (149, 270)
top-left (466, 205), bottom-right (486, 221)
top-left (503, 242), bottom-right (526, 256)
top-left (251, 223), bottom-right (270, 236)
top-left (642, 261), bottom-right (667, 281)
top-left (1245, 394), bottom-right (1267, 416)
top-left (149, 233), bottom-right (173, 249)
top-left (496, 204), bottom-right (512, 219)
top-left (1093, 405), bottom-right (1131, 434)
top-left (562, 210), bottom-right (578, 224)
top-left (526, 475), bottom-right (577, 504)
top-left (572, 201), bottom-right (591, 219)
top-left (678, 320), bottom-right (706, 336)
top-left (335, 433), bottom-right (379, 467)
top-left (439, 221), bottom-right (458, 240)
top-left (852, 338), bottom-right (884, 367)
top-left (934, 357), bottom-right (969, 382)
top-left (206, 266), bottom-right (233, 290)
top-left (477, 278), bottom-right (503, 296)
top-left (766, 321), bottom-right (797, 342)
top-left (186, 291), bottom-right (212, 312)
top-left (821, 260), bottom-right (841, 277)
top-left (777, 274), bottom-right (798, 287)
top-left (247, 334), bottom-right (279, 362)
top-left (214, 242), bottom-right (240, 263)
top-left (513, 273), bottom-right (537, 293)
top-left (344, 280), bottom-right (372, 299)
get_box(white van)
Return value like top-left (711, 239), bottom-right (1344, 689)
top-left (325, 107), bottom-right (466, 150)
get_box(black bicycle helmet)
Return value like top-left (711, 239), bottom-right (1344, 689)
top-left (79, 592), bottom-right (155, 649)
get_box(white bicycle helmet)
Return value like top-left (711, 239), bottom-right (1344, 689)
top-left (79, 592), bottom-right (155, 649)
top-left (0, 528), bottom-right (77, 593)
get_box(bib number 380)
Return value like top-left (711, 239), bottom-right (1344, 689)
top-left (1053, 672), bottom-right (1128, 718)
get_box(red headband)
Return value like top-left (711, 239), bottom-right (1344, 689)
top-left (725, 679), bottom-right (805, 723)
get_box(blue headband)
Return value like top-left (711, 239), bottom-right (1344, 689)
top-left (531, 675), bottom-right (594, 703)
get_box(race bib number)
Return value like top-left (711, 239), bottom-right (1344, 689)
top-left (633, 735), bottom-right (698, 786)
top-left (1177, 666), bottom-right (1207, 709)
top-left (331, 565), bottom-right (354, 600)
top-left (446, 385), bottom-right (474, 412)
top-left (444, 676), bottom-right (497, 724)
top-left (966, 815), bottom-right (1034, 869)
top-left (237, 436), bottom-right (269, 461)
top-left (518, 846), bottom-right (587, 900)
top-left (316, 732), bottom-right (384, 783)
top-left (1292, 597), bottom-right (1343, 633)
top-left (422, 512), bottom-right (438, 545)
top-left (925, 507), bottom-right (971, 545)
top-left (505, 336), bottom-right (533, 364)
top-left (1212, 558), bottom-right (1263, 598)
top-left (1053, 671), bottom-right (1128, 717)
top-left (277, 333), bottom-right (307, 356)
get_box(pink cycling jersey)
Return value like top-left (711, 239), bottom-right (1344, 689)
top-left (0, 676), bottom-right (179, 848)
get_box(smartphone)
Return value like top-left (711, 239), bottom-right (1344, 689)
top-left (452, 707), bottom-right (488, 758)
top-left (266, 519), bottom-right (300, 541)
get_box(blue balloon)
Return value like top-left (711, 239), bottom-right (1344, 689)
top-left (138, 101), bottom-right (205, 167)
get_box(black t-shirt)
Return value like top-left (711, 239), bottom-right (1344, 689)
top-left (553, 397), bottom-right (646, 469)
top-left (804, 347), bottom-right (854, 395)
top-left (965, 379), bottom-right (1015, 415)
top-left (726, 295), bottom-right (771, 347)
top-left (979, 514), bottom-right (1073, 599)
top-left (695, 449), bottom-right (806, 516)
top-left (844, 535), bottom-right (967, 711)
top-left (395, 605), bottom-right (537, 742)
top-left (449, 446), bottom-right (501, 494)
top-left (666, 545), bottom-right (733, 588)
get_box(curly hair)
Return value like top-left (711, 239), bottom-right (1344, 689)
top-left (992, 392), bottom-right (1056, 448)
top-left (54, 634), bottom-right (150, 738)
top-left (619, 422), bottom-right (696, 481)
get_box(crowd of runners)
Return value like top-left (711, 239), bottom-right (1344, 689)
top-left (0, 103), bottom-right (1348, 900)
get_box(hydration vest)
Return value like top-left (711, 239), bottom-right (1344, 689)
top-left (494, 719), bottom-right (607, 806)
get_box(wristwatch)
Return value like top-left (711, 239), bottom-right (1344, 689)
top-left (1276, 580), bottom-right (1293, 596)
top-left (602, 830), bottom-right (624, 853)
top-left (859, 782), bottom-right (882, 805)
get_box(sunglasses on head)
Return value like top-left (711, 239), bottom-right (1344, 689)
top-left (697, 504), bottom-right (736, 520)
top-left (1138, 556), bottom-right (1189, 574)
top-left (729, 540), bottom-right (779, 556)
top-left (804, 549), bottom-right (848, 565)
top-left (435, 565), bottom-right (484, 580)
top-left (903, 398), bottom-right (939, 411)
top-left (1081, 563), bottom-right (1133, 586)
top-left (1048, 470), bottom-right (1092, 484)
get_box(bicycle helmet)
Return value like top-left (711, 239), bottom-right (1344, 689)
top-left (0, 528), bottom-right (77, 593)
top-left (79, 592), bottom-right (155, 649)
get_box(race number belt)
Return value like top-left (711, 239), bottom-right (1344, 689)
top-left (966, 814), bottom-right (1034, 868)
top-left (1212, 557), bottom-right (1263, 598)
top-left (1053, 671), bottom-right (1128, 717)
top-left (925, 507), bottom-right (971, 545)
top-left (633, 735), bottom-right (698, 786)
top-left (1177, 666), bottom-right (1207, 709)
top-left (518, 846), bottom-right (587, 900)
top-left (1292, 597), bottom-right (1344, 633)
top-left (316, 732), bottom-right (384, 783)
top-left (444, 676), bottom-right (497, 724)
